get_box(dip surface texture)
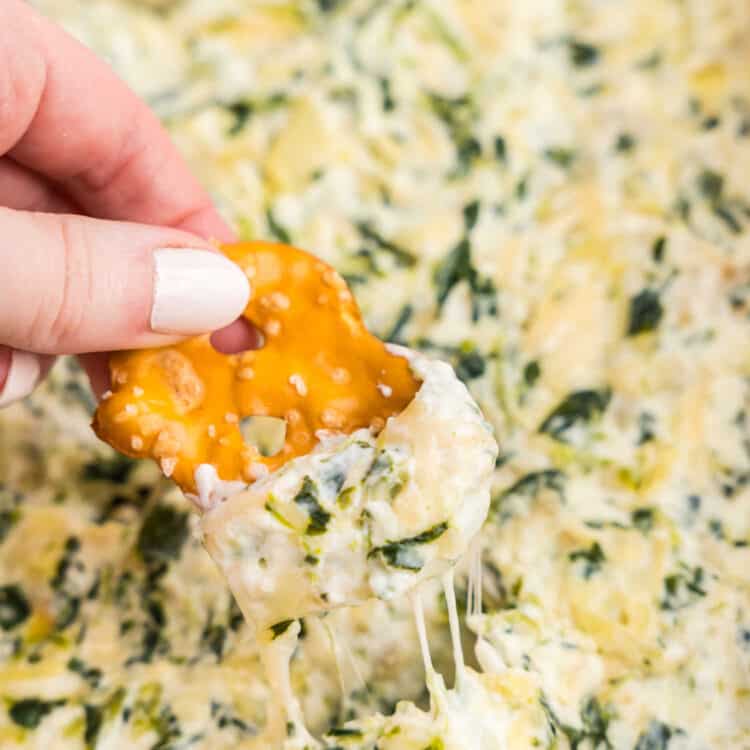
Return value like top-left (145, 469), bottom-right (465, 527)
top-left (1, 0), bottom-right (750, 748)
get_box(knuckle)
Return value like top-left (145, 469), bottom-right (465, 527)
top-left (40, 217), bottom-right (93, 350)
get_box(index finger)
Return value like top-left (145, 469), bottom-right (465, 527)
top-left (0, 0), bottom-right (234, 240)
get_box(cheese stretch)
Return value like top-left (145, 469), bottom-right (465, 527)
top-left (198, 348), bottom-right (497, 746)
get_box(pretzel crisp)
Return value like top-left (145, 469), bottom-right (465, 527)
top-left (92, 242), bottom-right (419, 495)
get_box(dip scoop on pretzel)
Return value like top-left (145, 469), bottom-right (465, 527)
top-left (93, 242), bottom-right (497, 629)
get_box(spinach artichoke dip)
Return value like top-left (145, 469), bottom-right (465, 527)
top-left (2, 0), bottom-right (750, 749)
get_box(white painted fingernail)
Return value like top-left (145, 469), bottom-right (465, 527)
top-left (0, 350), bottom-right (42, 407)
top-left (151, 249), bottom-right (250, 335)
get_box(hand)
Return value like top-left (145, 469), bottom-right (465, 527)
top-left (0, 0), bottom-right (250, 406)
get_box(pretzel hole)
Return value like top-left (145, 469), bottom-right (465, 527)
top-left (210, 318), bottom-right (263, 355)
top-left (240, 415), bottom-right (287, 457)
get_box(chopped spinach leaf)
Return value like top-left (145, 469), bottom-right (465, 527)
top-left (697, 169), bottom-right (724, 202)
top-left (539, 389), bottom-right (612, 441)
top-left (455, 350), bottom-right (486, 382)
top-left (631, 507), bottom-right (655, 533)
top-left (660, 565), bottom-right (707, 610)
top-left (463, 200), bottom-right (481, 231)
top-left (637, 412), bottom-right (657, 444)
top-left (137, 504), bottom-right (190, 564)
top-left (67, 657), bottom-right (103, 688)
top-left (327, 727), bottom-right (364, 738)
top-left (371, 522), bottom-right (449, 571)
top-left (357, 222), bottom-right (417, 267)
top-left (376, 543), bottom-right (424, 571)
top-left (568, 542), bottom-right (606, 578)
top-left (544, 147), bottom-right (576, 168)
top-left (569, 40), bottom-right (600, 67)
top-left (427, 92), bottom-right (481, 177)
top-left (226, 101), bottom-right (252, 135)
top-left (0, 584), bottom-right (30, 630)
top-left (496, 470), bottom-right (566, 505)
top-left (614, 132), bottom-right (636, 152)
top-left (433, 238), bottom-right (497, 319)
top-left (627, 288), bottom-right (663, 336)
top-left (203, 623), bottom-right (227, 661)
top-left (293, 477), bottom-right (331, 535)
top-left (51, 536), bottom-right (81, 590)
top-left (81, 454), bottom-right (136, 484)
top-left (84, 704), bottom-right (104, 748)
top-left (9, 698), bottom-right (65, 729)
top-left (634, 720), bottom-right (681, 750)
top-left (385, 304), bottom-right (414, 344)
top-left (494, 135), bottom-right (507, 163)
top-left (523, 360), bottom-right (541, 387)
top-left (402, 522), bottom-right (449, 545)
top-left (270, 619), bottom-right (294, 639)
top-left (651, 236), bottom-right (667, 263)
top-left (378, 77), bottom-right (395, 111)
top-left (317, 0), bottom-right (344, 11)
top-left (266, 208), bottom-right (292, 244)
top-left (541, 694), bottom-right (613, 749)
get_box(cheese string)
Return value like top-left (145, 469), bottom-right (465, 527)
top-left (442, 569), bottom-right (466, 694)
top-left (467, 536), bottom-right (483, 618)
top-left (259, 621), bottom-right (317, 747)
top-left (321, 615), bottom-right (367, 718)
top-left (410, 588), bottom-right (434, 677)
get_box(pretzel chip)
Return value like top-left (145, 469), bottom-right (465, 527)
top-left (92, 242), bottom-right (420, 494)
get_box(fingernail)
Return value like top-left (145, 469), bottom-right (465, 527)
top-left (151, 249), bottom-right (250, 335)
top-left (0, 349), bottom-right (42, 408)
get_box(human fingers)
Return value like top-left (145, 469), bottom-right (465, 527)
top-left (0, 158), bottom-right (77, 213)
top-left (0, 207), bottom-right (249, 356)
top-left (0, 0), bottom-right (234, 240)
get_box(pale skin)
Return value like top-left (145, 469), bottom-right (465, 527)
top-left (0, 0), bottom-right (256, 405)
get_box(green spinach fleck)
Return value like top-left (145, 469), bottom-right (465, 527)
top-left (327, 727), bottom-right (364, 738)
top-left (627, 288), bottom-right (663, 336)
top-left (137, 504), bottom-right (190, 564)
top-left (433, 238), bottom-right (497, 320)
top-left (569, 40), bottom-right (600, 67)
top-left (67, 657), bottom-right (103, 688)
top-left (84, 704), bottom-right (104, 748)
top-left (427, 93), bottom-right (481, 177)
top-left (539, 389), bottom-right (612, 441)
top-left (634, 720), bottom-right (681, 750)
top-left (661, 565), bottom-right (707, 610)
top-left (631, 507), bottom-right (655, 533)
top-left (455, 350), bottom-right (486, 382)
top-left (9, 698), bottom-right (65, 729)
top-left (0, 583), bottom-right (30, 630)
top-left (494, 135), bottom-right (507, 163)
top-left (385, 304), bottom-right (414, 344)
top-left (568, 542), bottom-right (606, 578)
top-left (270, 619), bottom-right (295, 639)
top-left (372, 522), bottom-right (449, 571)
top-left (651, 236), bottom-right (667, 263)
top-left (81, 454), bottom-right (136, 484)
top-left (544, 147), bottom-right (576, 169)
top-left (614, 132), bottom-right (636, 152)
top-left (266, 208), bottom-right (292, 244)
top-left (463, 200), bottom-right (481, 231)
top-left (357, 222), bottom-right (417, 267)
top-left (523, 360), bottom-right (541, 387)
top-left (293, 477), bottom-right (331, 535)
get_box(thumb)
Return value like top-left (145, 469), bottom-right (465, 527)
top-left (0, 207), bottom-right (250, 354)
